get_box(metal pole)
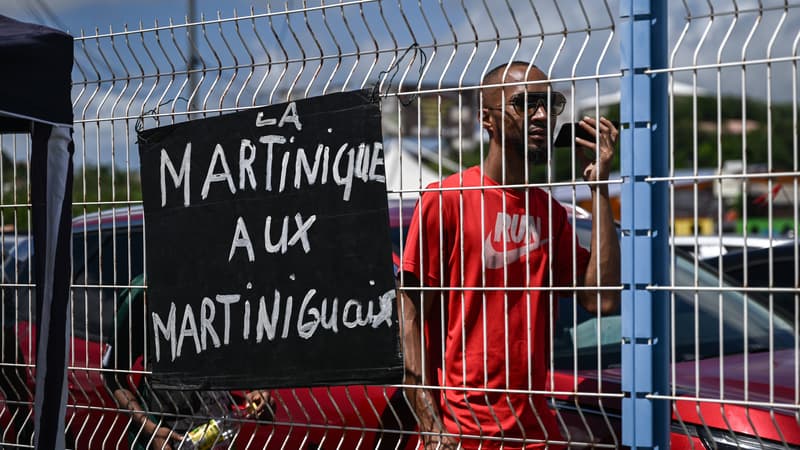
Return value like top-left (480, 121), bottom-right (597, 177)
top-left (188, 0), bottom-right (199, 115)
top-left (620, 1), bottom-right (670, 448)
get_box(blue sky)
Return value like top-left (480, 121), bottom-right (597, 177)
top-left (1, 0), bottom-right (798, 168)
top-left (0, 1), bottom-right (254, 34)
top-left (3, 1), bottom-right (797, 100)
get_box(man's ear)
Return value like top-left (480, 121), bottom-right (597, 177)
top-left (480, 108), bottom-right (494, 139)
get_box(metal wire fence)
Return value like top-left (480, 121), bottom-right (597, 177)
top-left (0, 0), bottom-right (798, 448)
top-left (658, 1), bottom-right (800, 448)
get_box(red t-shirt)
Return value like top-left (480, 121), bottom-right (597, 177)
top-left (401, 166), bottom-right (590, 449)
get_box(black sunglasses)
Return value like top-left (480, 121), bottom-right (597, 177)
top-left (491, 91), bottom-right (567, 116)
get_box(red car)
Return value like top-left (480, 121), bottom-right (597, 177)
top-left (549, 219), bottom-right (799, 448)
top-left (268, 215), bottom-right (800, 449)
top-left (0, 206), bottom-right (402, 449)
top-left (1, 208), bottom-right (143, 448)
top-left (1, 206), bottom-right (797, 449)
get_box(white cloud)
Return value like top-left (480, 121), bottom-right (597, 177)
top-left (6, 0), bottom-right (799, 168)
top-left (1, 0), bottom-right (152, 15)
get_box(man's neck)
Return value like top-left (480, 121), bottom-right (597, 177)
top-left (483, 142), bottom-right (528, 188)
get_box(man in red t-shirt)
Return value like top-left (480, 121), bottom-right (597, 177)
top-left (398, 62), bottom-right (620, 449)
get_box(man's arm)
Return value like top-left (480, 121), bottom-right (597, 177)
top-left (112, 388), bottom-right (183, 450)
top-left (575, 116), bottom-right (621, 314)
top-left (398, 276), bottom-right (457, 449)
top-left (580, 183), bottom-right (621, 313)
top-left (105, 278), bottom-right (183, 449)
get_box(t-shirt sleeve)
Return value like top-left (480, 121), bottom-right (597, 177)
top-left (553, 206), bottom-right (590, 287)
top-left (400, 185), bottom-right (448, 287)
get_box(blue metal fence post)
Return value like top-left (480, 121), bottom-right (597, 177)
top-left (620, 0), bottom-right (670, 448)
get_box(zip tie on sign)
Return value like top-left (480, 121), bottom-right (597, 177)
top-left (134, 97), bottom-right (189, 144)
top-left (369, 42), bottom-right (427, 106)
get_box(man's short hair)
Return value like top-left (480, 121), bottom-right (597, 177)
top-left (482, 61), bottom-right (542, 87)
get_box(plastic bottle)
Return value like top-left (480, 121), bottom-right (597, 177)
top-left (180, 404), bottom-right (249, 450)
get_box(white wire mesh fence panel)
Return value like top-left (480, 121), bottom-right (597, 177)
top-left (14, 1), bottom-right (621, 449)
top-left (66, 2), bottom-right (625, 448)
top-left (0, 0), bottom-right (793, 449)
top-left (658, 0), bottom-right (800, 448)
top-left (0, 131), bottom-right (35, 448)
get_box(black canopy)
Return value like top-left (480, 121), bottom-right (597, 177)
top-left (0, 15), bottom-right (74, 450)
top-left (0, 16), bottom-right (73, 127)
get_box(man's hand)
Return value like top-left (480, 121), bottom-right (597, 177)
top-left (423, 434), bottom-right (460, 449)
top-left (574, 116), bottom-right (621, 314)
top-left (575, 116), bottom-right (618, 184)
top-left (245, 390), bottom-right (275, 420)
top-left (414, 397), bottom-right (460, 449)
top-left (150, 428), bottom-right (182, 450)
top-left (399, 284), bottom-right (460, 450)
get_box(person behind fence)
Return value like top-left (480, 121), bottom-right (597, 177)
top-left (103, 274), bottom-right (274, 450)
top-left (398, 61), bottom-right (621, 449)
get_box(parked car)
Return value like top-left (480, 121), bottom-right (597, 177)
top-left (0, 233), bottom-right (25, 262)
top-left (701, 241), bottom-right (798, 319)
top-left (551, 219), bottom-right (799, 448)
top-left (0, 206), bottom-right (402, 449)
top-left (1, 206), bottom-right (797, 449)
top-left (0, 208), bottom-right (147, 449)
top-left (671, 234), bottom-right (793, 259)
top-left (0, 207), bottom-right (298, 449)
top-left (272, 216), bottom-right (800, 449)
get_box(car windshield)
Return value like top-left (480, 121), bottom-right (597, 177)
top-left (553, 220), bottom-right (797, 371)
top-left (2, 226), bottom-right (143, 342)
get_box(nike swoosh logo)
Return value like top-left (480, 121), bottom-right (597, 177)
top-left (483, 235), bottom-right (549, 270)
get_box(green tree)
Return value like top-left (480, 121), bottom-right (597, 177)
top-left (0, 154), bottom-right (142, 231)
top-left (671, 96), bottom-right (795, 170)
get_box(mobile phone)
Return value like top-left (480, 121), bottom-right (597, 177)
top-left (554, 121), bottom-right (620, 147)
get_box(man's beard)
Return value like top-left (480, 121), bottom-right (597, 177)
top-left (530, 147), bottom-right (547, 164)
top-left (515, 138), bottom-right (547, 164)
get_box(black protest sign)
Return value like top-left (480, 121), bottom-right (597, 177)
top-left (137, 91), bottom-right (402, 390)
